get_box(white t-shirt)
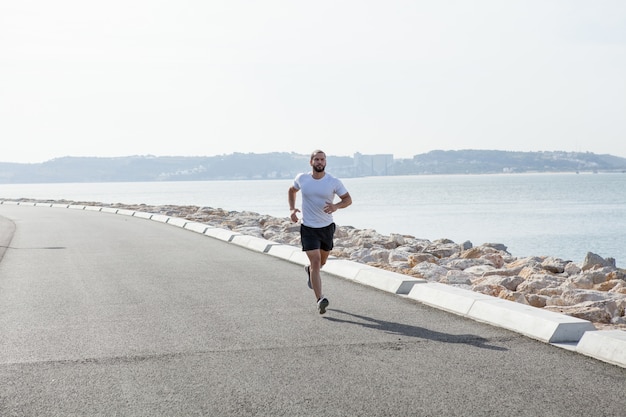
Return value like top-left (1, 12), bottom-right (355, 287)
top-left (293, 172), bottom-right (348, 228)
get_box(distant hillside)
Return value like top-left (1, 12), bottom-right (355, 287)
top-left (1, 150), bottom-right (625, 184)
top-left (402, 150), bottom-right (626, 175)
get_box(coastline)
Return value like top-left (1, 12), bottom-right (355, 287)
top-left (3, 198), bottom-right (626, 331)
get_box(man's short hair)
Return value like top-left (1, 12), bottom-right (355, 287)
top-left (310, 150), bottom-right (326, 160)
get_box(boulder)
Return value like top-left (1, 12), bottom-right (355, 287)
top-left (383, 233), bottom-right (409, 248)
top-left (474, 274), bottom-right (524, 292)
top-left (526, 294), bottom-right (548, 308)
top-left (582, 252), bottom-right (616, 271)
top-left (517, 273), bottom-right (565, 293)
top-left (407, 253), bottom-right (438, 267)
top-left (473, 283), bottom-right (507, 297)
top-left (388, 249), bottom-right (412, 263)
top-left (440, 258), bottom-right (489, 271)
top-left (564, 262), bottom-right (582, 276)
top-left (499, 290), bottom-right (529, 305)
top-left (460, 247), bottom-right (484, 259)
top-left (483, 243), bottom-right (509, 252)
top-left (424, 241), bottom-right (462, 259)
top-left (483, 253), bottom-right (505, 268)
top-left (460, 240), bottom-right (473, 250)
top-left (569, 269), bottom-right (613, 289)
top-left (463, 264), bottom-right (497, 276)
top-left (541, 257), bottom-right (570, 274)
top-left (546, 289), bottom-right (610, 307)
top-left (441, 270), bottom-right (473, 286)
top-left (609, 281), bottom-right (626, 294)
top-left (482, 265), bottom-right (525, 277)
top-left (545, 300), bottom-right (620, 324)
top-left (595, 280), bottom-right (623, 292)
top-left (506, 256), bottom-right (542, 269)
top-left (410, 262), bottom-right (449, 281)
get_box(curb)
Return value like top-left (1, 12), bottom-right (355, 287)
top-left (2, 200), bottom-right (625, 369)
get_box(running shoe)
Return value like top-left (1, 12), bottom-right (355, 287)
top-left (317, 297), bottom-right (329, 314)
top-left (304, 265), bottom-right (312, 289)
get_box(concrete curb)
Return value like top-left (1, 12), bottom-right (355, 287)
top-left (576, 330), bottom-right (626, 368)
top-left (2, 200), bottom-right (625, 369)
top-left (468, 298), bottom-right (596, 343)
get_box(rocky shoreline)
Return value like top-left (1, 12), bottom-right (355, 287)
top-left (6, 199), bottom-right (626, 331)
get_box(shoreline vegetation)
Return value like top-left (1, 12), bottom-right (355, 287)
top-left (3, 198), bottom-right (626, 331)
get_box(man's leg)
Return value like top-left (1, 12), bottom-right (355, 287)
top-left (320, 249), bottom-right (330, 268)
top-left (306, 249), bottom-right (323, 300)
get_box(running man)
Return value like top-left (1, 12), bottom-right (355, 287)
top-left (288, 150), bottom-right (352, 314)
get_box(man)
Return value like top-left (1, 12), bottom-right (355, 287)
top-left (288, 150), bottom-right (352, 314)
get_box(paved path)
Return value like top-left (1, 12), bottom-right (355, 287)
top-left (1, 204), bottom-right (625, 417)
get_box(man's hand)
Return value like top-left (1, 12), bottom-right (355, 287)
top-left (323, 202), bottom-right (336, 214)
top-left (290, 208), bottom-right (300, 223)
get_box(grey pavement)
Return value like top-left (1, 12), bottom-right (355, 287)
top-left (1, 204), bottom-right (625, 417)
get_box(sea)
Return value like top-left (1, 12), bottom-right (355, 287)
top-left (1, 172), bottom-right (624, 267)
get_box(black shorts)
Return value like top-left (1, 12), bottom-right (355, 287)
top-left (300, 223), bottom-right (336, 252)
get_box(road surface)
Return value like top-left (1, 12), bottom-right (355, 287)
top-left (1, 204), bottom-right (625, 416)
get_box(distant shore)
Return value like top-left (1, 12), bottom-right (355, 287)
top-left (2, 150), bottom-right (626, 183)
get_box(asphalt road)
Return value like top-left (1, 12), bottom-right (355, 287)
top-left (1, 204), bottom-right (625, 417)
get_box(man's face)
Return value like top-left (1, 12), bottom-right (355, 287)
top-left (311, 153), bottom-right (326, 173)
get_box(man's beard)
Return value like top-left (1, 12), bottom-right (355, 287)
top-left (313, 165), bottom-right (325, 173)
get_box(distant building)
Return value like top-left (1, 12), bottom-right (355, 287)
top-left (353, 152), bottom-right (395, 176)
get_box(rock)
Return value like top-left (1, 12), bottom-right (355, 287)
top-left (440, 258), bottom-right (489, 271)
top-left (368, 249), bottom-right (392, 263)
top-left (483, 253), bottom-right (505, 268)
top-left (518, 266), bottom-right (539, 279)
top-left (526, 294), bottom-right (548, 308)
top-left (507, 256), bottom-right (542, 269)
top-left (596, 280), bottom-right (624, 292)
top-left (579, 269), bottom-right (612, 286)
top-left (549, 289), bottom-right (612, 306)
top-left (483, 243), bottom-right (509, 253)
top-left (388, 249), bottom-right (411, 263)
top-left (582, 252), bottom-right (616, 270)
top-left (482, 265), bottom-right (525, 277)
top-left (460, 244), bottom-right (507, 260)
top-left (410, 262), bottom-right (449, 281)
top-left (441, 270), bottom-right (473, 286)
top-left (564, 262), bottom-right (582, 276)
top-left (516, 273), bottom-right (565, 294)
top-left (611, 316), bottom-right (626, 325)
top-left (607, 270), bottom-right (626, 281)
top-left (424, 241), bottom-right (461, 259)
top-left (460, 247), bottom-right (483, 259)
top-left (384, 233), bottom-right (408, 248)
top-left (545, 300), bottom-right (620, 324)
top-left (567, 273), bottom-right (595, 290)
top-left (473, 275), bottom-right (524, 292)
top-left (388, 261), bottom-right (411, 270)
top-left (407, 253), bottom-right (438, 267)
top-left (499, 290), bottom-right (529, 305)
top-left (236, 226), bottom-right (264, 237)
top-left (609, 281), bottom-right (626, 294)
top-left (473, 283), bottom-right (507, 297)
top-left (541, 257), bottom-right (569, 274)
top-left (463, 264), bottom-right (497, 276)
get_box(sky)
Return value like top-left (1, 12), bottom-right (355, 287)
top-left (1, 0), bottom-right (625, 163)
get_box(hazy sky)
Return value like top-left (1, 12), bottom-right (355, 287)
top-left (1, 1), bottom-right (625, 163)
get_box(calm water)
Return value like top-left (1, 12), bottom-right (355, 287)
top-left (1, 173), bottom-right (624, 266)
